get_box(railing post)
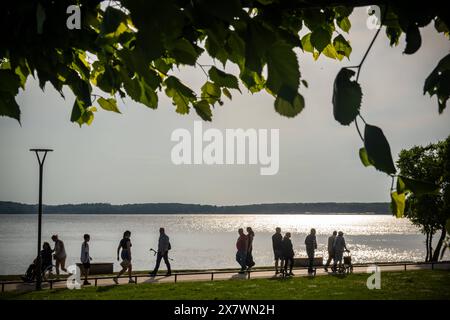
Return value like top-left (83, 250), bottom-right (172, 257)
top-left (2, 283), bottom-right (4, 293)
top-left (404, 264), bottom-right (406, 271)
top-left (211, 273), bottom-right (214, 281)
top-left (247, 271), bottom-right (251, 279)
top-left (49, 280), bottom-right (53, 289)
top-left (431, 262), bottom-right (434, 270)
top-left (135, 276), bottom-right (137, 284)
top-left (95, 278), bottom-right (98, 286)
top-left (174, 274), bottom-right (177, 283)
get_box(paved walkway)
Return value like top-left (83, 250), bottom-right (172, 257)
top-left (3, 262), bottom-right (450, 293)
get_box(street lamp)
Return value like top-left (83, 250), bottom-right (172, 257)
top-left (30, 148), bottom-right (53, 290)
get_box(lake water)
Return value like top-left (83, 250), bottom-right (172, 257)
top-left (0, 214), bottom-right (445, 275)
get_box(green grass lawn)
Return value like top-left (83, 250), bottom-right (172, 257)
top-left (1, 270), bottom-right (450, 300)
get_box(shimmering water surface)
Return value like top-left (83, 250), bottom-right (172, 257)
top-left (0, 214), bottom-right (444, 275)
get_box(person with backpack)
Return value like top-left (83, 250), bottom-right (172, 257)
top-left (114, 230), bottom-right (135, 284)
top-left (150, 227), bottom-right (172, 277)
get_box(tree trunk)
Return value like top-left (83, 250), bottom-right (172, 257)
top-left (432, 227), bottom-right (446, 262)
top-left (425, 232), bottom-right (430, 262)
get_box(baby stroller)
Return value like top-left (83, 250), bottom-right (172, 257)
top-left (21, 258), bottom-right (53, 283)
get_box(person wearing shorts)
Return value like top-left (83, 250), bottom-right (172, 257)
top-left (80, 234), bottom-right (91, 285)
top-left (51, 235), bottom-right (67, 276)
top-left (114, 230), bottom-right (135, 284)
top-left (272, 227), bottom-right (284, 274)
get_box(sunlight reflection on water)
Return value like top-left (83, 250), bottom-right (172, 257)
top-left (0, 214), bottom-right (446, 274)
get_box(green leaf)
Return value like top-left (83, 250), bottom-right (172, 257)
top-left (397, 176), bottom-right (406, 193)
top-left (208, 67), bottom-right (240, 90)
top-left (244, 21), bottom-right (273, 74)
top-left (386, 26), bottom-right (402, 46)
top-left (0, 92), bottom-right (21, 123)
top-left (359, 147), bottom-right (373, 167)
top-left (0, 70), bottom-right (21, 95)
top-left (322, 44), bottom-right (338, 60)
top-left (138, 77), bottom-right (158, 109)
top-left (101, 6), bottom-right (127, 37)
top-left (391, 191), bottom-right (405, 218)
top-left (201, 82), bottom-right (221, 104)
top-left (222, 88), bottom-right (232, 100)
top-left (301, 33), bottom-right (314, 53)
top-left (239, 69), bottom-right (265, 93)
top-left (364, 124), bottom-right (396, 175)
top-left (337, 16), bottom-right (351, 33)
top-left (165, 76), bottom-right (195, 114)
top-left (193, 100), bottom-right (212, 121)
top-left (399, 176), bottom-right (440, 196)
top-left (423, 53), bottom-right (450, 114)
top-left (274, 93), bottom-right (305, 118)
top-left (70, 98), bottom-right (84, 125)
top-left (403, 24), bottom-right (421, 55)
top-left (0, 69), bottom-right (21, 122)
top-left (310, 27), bottom-right (332, 53)
top-left (97, 97), bottom-right (121, 113)
top-left (266, 41), bottom-right (300, 103)
top-left (333, 35), bottom-right (352, 60)
top-left (332, 68), bottom-right (362, 125)
top-left (169, 39), bottom-right (202, 66)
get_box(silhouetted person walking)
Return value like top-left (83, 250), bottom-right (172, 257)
top-left (272, 227), bottom-right (284, 275)
top-left (236, 228), bottom-right (248, 273)
top-left (282, 232), bottom-right (294, 276)
top-left (305, 228), bottom-right (317, 274)
top-left (80, 234), bottom-right (92, 285)
top-left (324, 231), bottom-right (337, 272)
top-left (150, 228), bottom-right (171, 277)
top-left (51, 235), bottom-right (67, 276)
top-left (246, 227), bottom-right (255, 270)
top-left (114, 230), bottom-right (135, 284)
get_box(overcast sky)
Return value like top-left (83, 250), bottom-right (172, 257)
top-left (0, 8), bottom-right (449, 206)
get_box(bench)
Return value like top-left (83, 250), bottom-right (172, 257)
top-left (293, 257), bottom-right (323, 267)
top-left (76, 262), bottom-right (114, 275)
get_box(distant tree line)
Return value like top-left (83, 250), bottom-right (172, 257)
top-left (0, 201), bottom-right (390, 215)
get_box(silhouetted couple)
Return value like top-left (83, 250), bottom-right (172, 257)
top-left (236, 227), bottom-right (255, 273)
top-left (271, 227), bottom-right (294, 276)
top-left (324, 231), bottom-right (349, 272)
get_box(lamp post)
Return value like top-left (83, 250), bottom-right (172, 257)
top-left (30, 148), bottom-right (53, 290)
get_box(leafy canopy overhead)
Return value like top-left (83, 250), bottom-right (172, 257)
top-left (1, 0), bottom-right (449, 216)
top-left (2, 0), bottom-right (448, 124)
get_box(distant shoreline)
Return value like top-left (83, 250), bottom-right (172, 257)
top-left (0, 201), bottom-right (391, 215)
